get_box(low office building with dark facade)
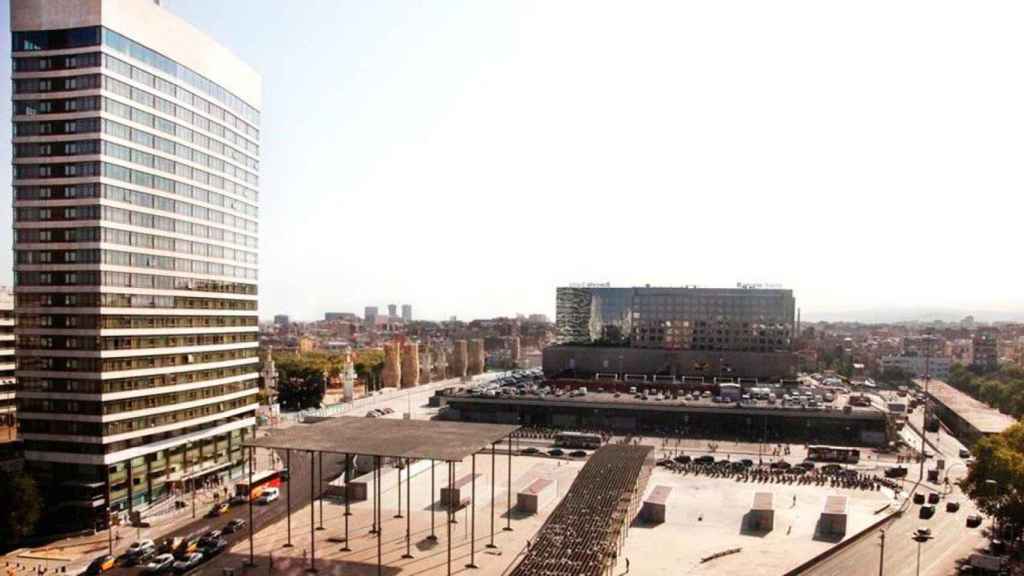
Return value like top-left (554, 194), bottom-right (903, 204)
top-left (550, 285), bottom-right (797, 379)
top-left (441, 391), bottom-right (891, 447)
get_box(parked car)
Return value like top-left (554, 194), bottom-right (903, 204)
top-left (695, 455), bottom-right (715, 465)
top-left (123, 544), bottom-right (156, 566)
top-left (885, 466), bottom-right (908, 478)
top-left (224, 519), bottom-right (247, 534)
top-left (141, 554), bottom-right (175, 574)
top-left (547, 448), bottom-right (564, 457)
top-left (928, 492), bottom-right (940, 504)
top-left (915, 527), bottom-right (932, 538)
top-left (198, 530), bottom-right (222, 547)
top-left (946, 501), bottom-right (960, 513)
top-left (173, 538), bottom-right (199, 559)
top-left (199, 538), bottom-right (227, 558)
top-left (966, 514), bottom-right (983, 528)
top-left (259, 487), bottom-right (280, 504)
top-left (674, 455), bottom-right (692, 464)
top-left (913, 493), bottom-right (926, 505)
top-left (207, 502), bottom-right (229, 517)
top-left (172, 552), bottom-right (203, 573)
top-left (520, 447), bottom-right (539, 455)
top-left (569, 450), bottom-right (587, 458)
top-left (919, 505), bottom-right (936, 519)
top-left (959, 448), bottom-right (971, 459)
top-left (128, 540), bottom-right (156, 557)
top-left (82, 555), bottom-right (115, 575)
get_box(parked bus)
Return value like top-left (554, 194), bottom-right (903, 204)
top-left (807, 445), bottom-right (860, 464)
top-left (554, 432), bottom-right (603, 450)
top-left (235, 470), bottom-right (283, 502)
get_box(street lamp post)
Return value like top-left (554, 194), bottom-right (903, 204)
top-left (912, 532), bottom-right (932, 576)
top-left (984, 479), bottom-right (999, 537)
top-left (877, 529), bottom-right (885, 576)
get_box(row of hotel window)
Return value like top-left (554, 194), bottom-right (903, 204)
top-left (17, 178), bottom-right (256, 221)
top-left (19, 332), bottom-right (258, 352)
top-left (14, 74), bottom-right (258, 172)
top-left (15, 192), bottom-right (258, 249)
top-left (14, 100), bottom-right (258, 183)
top-left (16, 248), bottom-right (256, 281)
top-left (13, 72), bottom-right (258, 162)
top-left (15, 117), bottom-right (258, 201)
top-left (16, 271), bottom-right (256, 294)
top-left (20, 380), bottom-right (257, 416)
top-left (17, 246), bottom-right (257, 272)
top-left (19, 366), bottom-right (258, 395)
top-left (16, 292), bottom-right (256, 311)
top-left (20, 398), bottom-right (257, 438)
top-left (17, 228), bottom-right (256, 267)
top-left (21, 413), bottom-right (254, 457)
top-left (13, 177), bottom-right (257, 235)
top-left (13, 26), bottom-right (260, 125)
top-left (19, 347), bottom-right (257, 372)
top-left (17, 313), bottom-right (257, 329)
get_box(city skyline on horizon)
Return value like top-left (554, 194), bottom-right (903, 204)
top-left (3, 0), bottom-right (1024, 323)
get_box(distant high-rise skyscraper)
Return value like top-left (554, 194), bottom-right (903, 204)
top-left (401, 304), bottom-right (412, 322)
top-left (364, 306), bottom-right (379, 325)
top-left (11, 0), bottom-right (261, 529)
top-left (388, 304), bottom-right (397, 319)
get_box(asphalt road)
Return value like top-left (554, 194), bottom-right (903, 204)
top-left (106, 449), bottom-right (346, 576)
top-left (804, 407), bottom-right (985, 576)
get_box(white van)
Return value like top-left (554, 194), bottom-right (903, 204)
top-left (259, 487), bottom-right (280, 504)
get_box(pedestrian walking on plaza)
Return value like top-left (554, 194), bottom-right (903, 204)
top-left (625, 558), bottom-right (630, 573)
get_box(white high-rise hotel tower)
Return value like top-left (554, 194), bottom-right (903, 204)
top-left (11, 0), bottom-right (260, 529)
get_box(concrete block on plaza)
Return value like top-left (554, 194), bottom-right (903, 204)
top-left (440, 473), bottom-right (480, 510)
top-left (325, 481), bottom-right (367, 502)
top-left (818, 495), bottom-right (847, 538)
top-left (517, 478), bottom-right (556, 514)
top-left (747, 492), bottom-right (774, 532)
top-left (640, 485), bottom-right (672, 523)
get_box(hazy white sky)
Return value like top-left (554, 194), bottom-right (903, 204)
top-left (2, 1), bottom-right (1023, 321)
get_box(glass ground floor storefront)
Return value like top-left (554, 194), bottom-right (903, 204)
top-left (26, 425), bottom-right (254, 531)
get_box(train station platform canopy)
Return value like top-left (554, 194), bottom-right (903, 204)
top-left (243, 416), bottom-right (520, 462)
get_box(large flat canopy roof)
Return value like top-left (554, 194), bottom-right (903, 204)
top-left (243, 417), bottom-right (520, 462)
top-left (922, 379), bottom-right (1016, 436)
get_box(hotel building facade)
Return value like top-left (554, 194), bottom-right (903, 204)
top-left (11, 0), bottom-right (261, 528)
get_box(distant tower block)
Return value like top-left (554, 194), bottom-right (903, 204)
top-left (382, 342), bottom-right (402, 389)
top-left (511, 337), bottom-right (522, 367)
top-left (467, 338), bottom-right (486, 375)
top-left (433, 348), bottom-right (448, 380)
top-left (341, 347), bottom-right (356, 402)
top-left (419, 348), bottom-right (433, 384)
top-left (452, 340), bottom-right (468, 379)
top-left (401, 342), bottom-right (419, 388)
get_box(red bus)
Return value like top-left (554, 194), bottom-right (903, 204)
top-left (235, 470), bottom-right (282, 501)
top-left (807, 445), bottom-right (860, 464)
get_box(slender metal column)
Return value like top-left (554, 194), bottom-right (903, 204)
top-left (427, 459), bottom-right (437, 541)
top-left (309, 451), bottom-right (317, 573)
top-left (395, 458), bottom-right (403, 519)
top-left (370, 457), bottom-right (378, 535)
top-left (376, 456), bottom-right (382, 576)
top-left (248, 446), bottom-right (255, 566)
top-left (402, 458), bottom-right (413, 559)
top-left (341, 453), bottom-right (351, 552)
top-left (317, 452), bottom-right (325, 530)
top-left (447, 461), bottom-right (454, 576)
top-left (285, 449), bottom-right (293, 547)
top-left (504, 439), bottom-right (513, 531)
top-left (487, 443), bottom-right (497, 548)
top-left (466, 453), bottom-right (478, 568)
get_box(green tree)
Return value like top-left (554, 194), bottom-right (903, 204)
top-left (959, 422), bottom-right (1024, 537)
top-left (0, 470), bottom-right (42, 547)
top-left (276, 362), bottom-right (326, 410)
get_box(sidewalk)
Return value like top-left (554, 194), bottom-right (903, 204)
top-left (6, 485), bottom-right (229, 575)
